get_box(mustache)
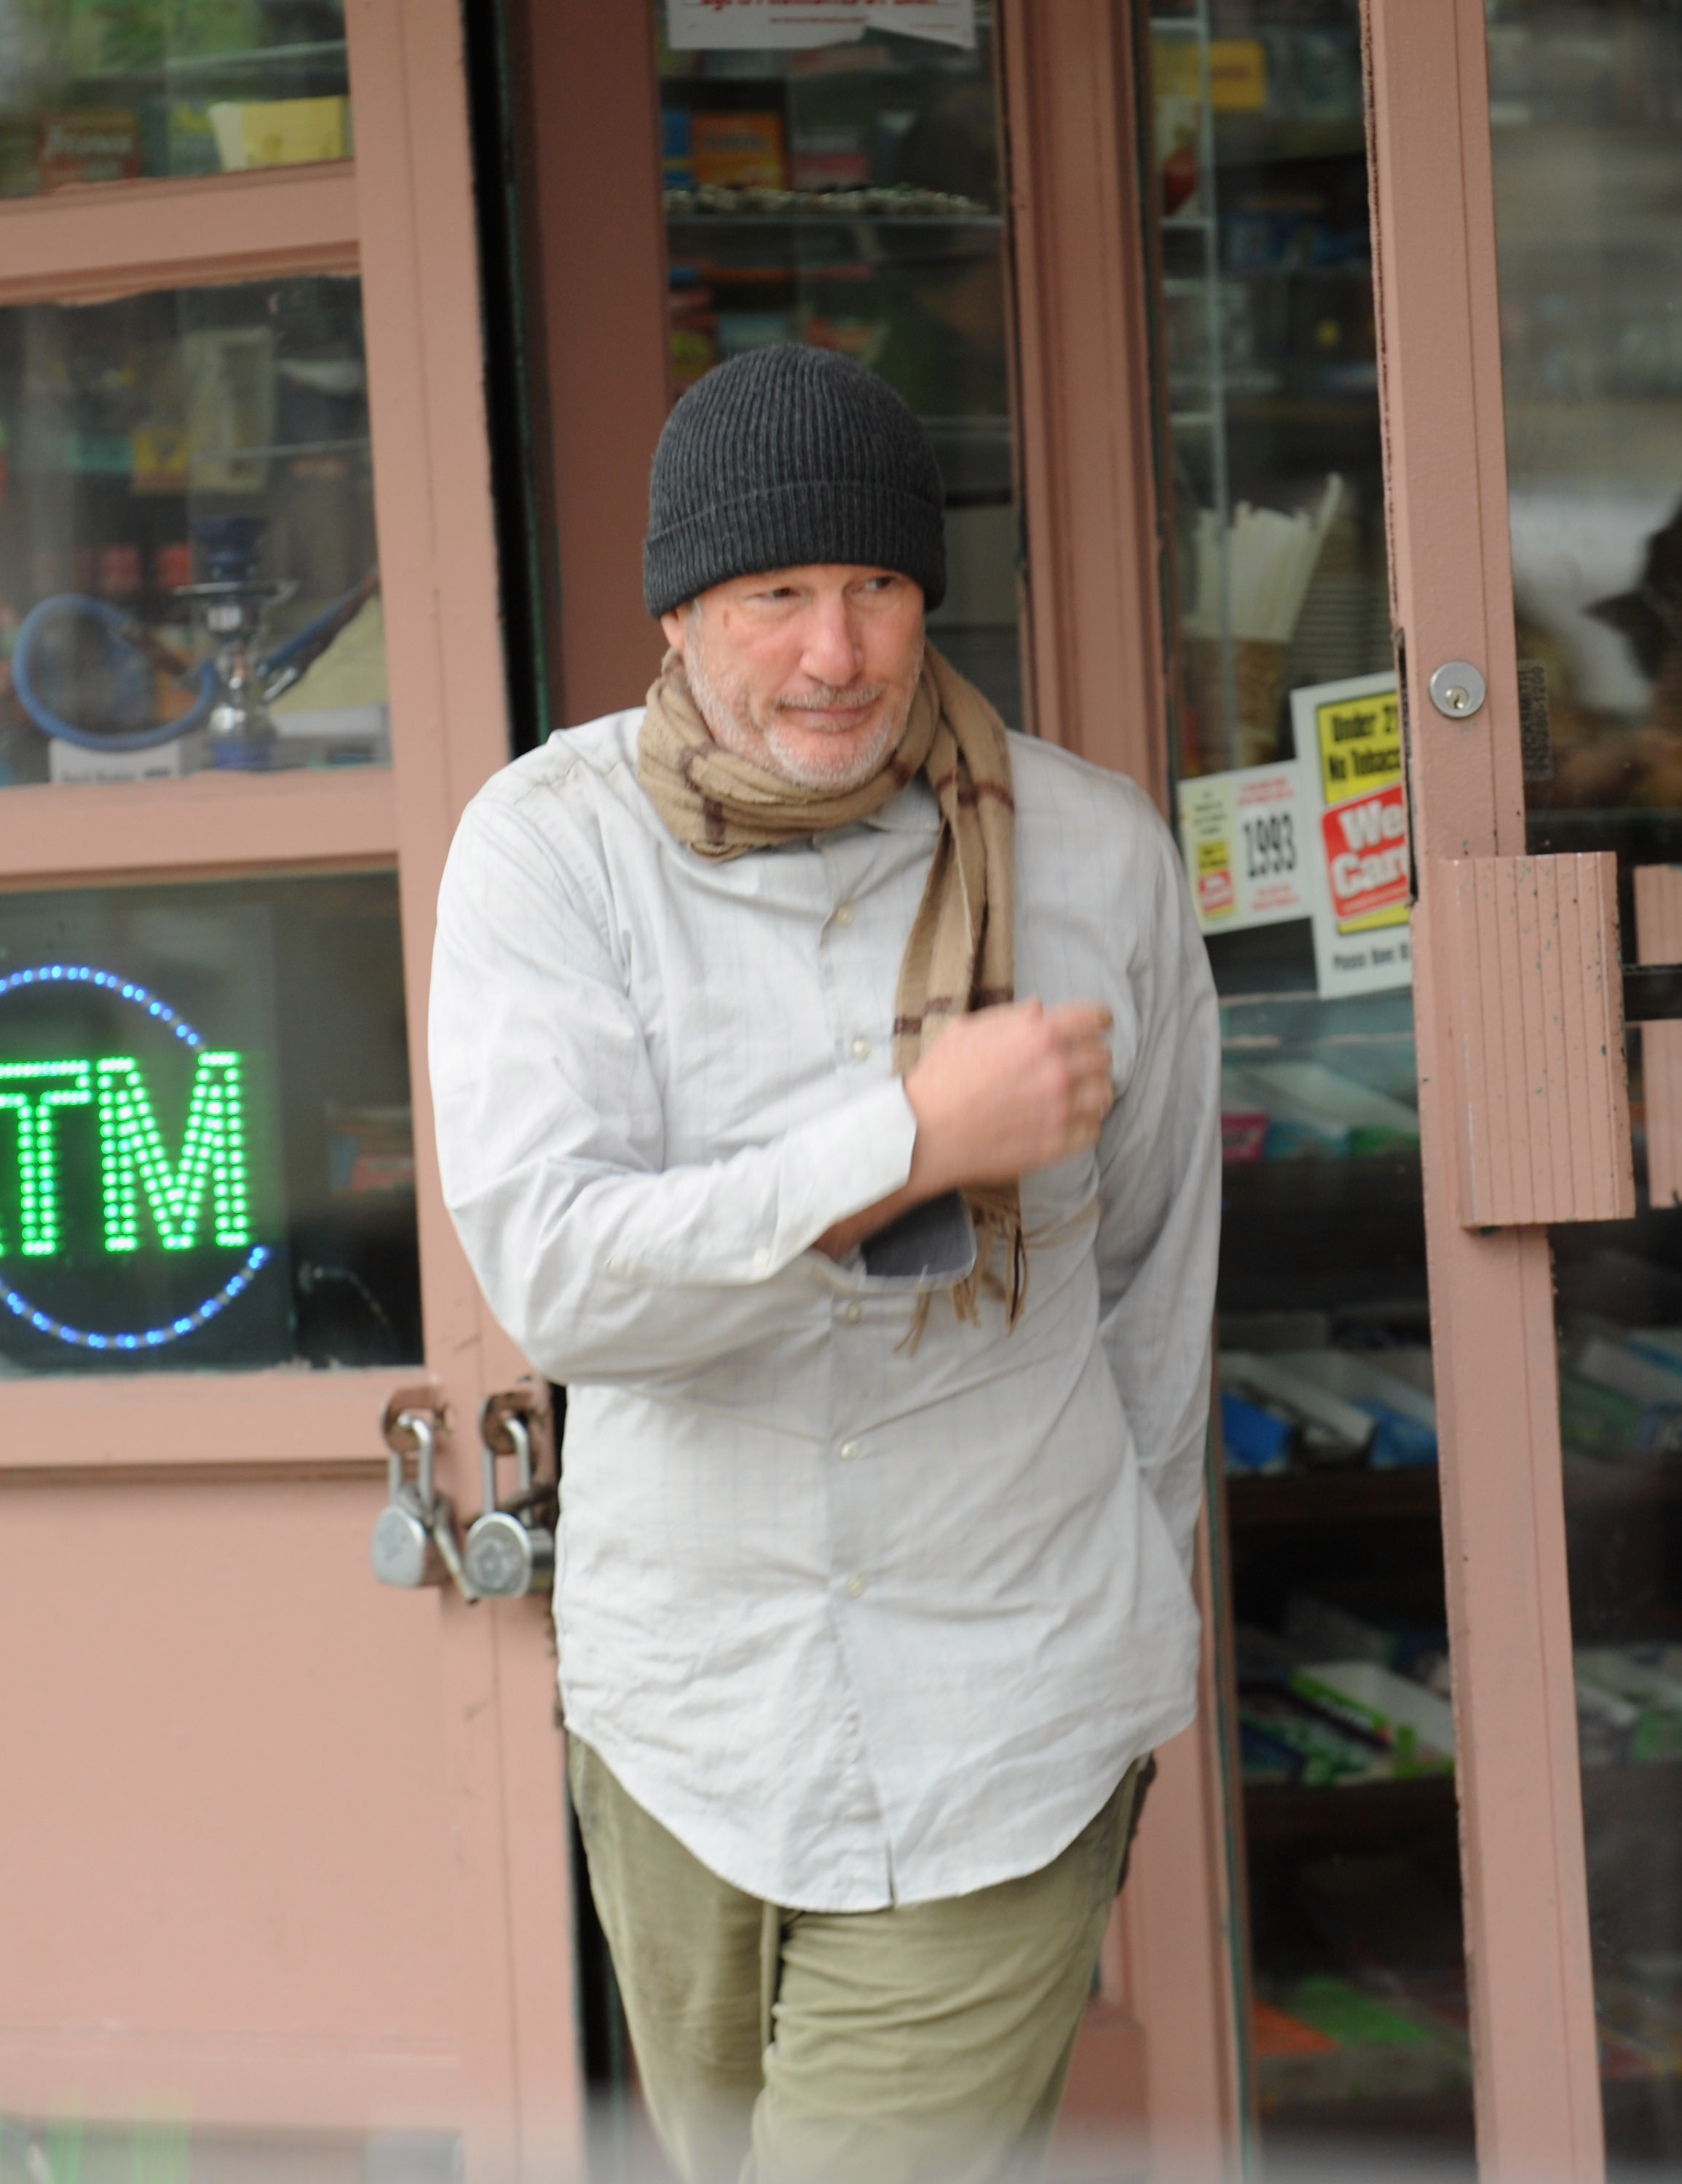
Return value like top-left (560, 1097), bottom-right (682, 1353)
top-left (773, 684), bottom-right (888, 714)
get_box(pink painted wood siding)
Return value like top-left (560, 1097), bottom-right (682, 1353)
top-left (1440, 852), bottom-right (1634, 1227)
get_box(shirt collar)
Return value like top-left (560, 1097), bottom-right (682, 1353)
top-left (861, 772), bottom-right (940, 837)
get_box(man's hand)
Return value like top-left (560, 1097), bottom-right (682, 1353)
top-left (814, 1000), bottom-right (1113, 1259)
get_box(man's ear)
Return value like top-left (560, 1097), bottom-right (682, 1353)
top-left (660, 608), bottom-right (689, 654)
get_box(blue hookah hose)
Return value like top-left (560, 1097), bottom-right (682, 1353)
top-left (12, 596), bottom-right (218, 751)
top-left (11, 578), bottom-right (374, 753)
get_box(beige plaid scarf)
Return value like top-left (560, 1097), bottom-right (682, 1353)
top-left (638, 641), bottom-right (1025, 1329)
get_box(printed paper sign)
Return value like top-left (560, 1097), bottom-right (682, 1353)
top-left (667, 0), bottom-right (976, 50)
top-left (1291, 670), bottom-right (1412, 1000)
top-left (1176, 762), bottom-right (1314, 935)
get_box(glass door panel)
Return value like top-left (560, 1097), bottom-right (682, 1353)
top-left (653, 0), bottom-right (1024, 726)
top-left (1485, 0), bottom-right (1682, 2158)
top-left (1143, 0), bottom-right (1472, 2164)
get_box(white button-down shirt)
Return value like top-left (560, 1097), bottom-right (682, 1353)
top-left (430, 709), bottom-right (1220, 1912)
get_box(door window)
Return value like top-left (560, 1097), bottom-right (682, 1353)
top-left (0, 1), bottom-right (351, 194)
top-left (652, 0), bottom-right (1023, 727)
top-left (1486, 1), bottom-right (1682, 2159)
top-left (0, 871), bottom-right (419, 1374)
top-left (0, 275), bottom-right (384, 788)
top-left (1143, 0), bottom-right (1472, 2164)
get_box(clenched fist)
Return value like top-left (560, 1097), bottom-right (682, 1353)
top-left (904, 999), bottom-right (1116, 1200)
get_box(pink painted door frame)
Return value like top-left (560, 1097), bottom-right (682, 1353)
top-left (1364, 1), bottom-right (1604, 2175)
top-left (0, 0), bottom-right (583, 2171)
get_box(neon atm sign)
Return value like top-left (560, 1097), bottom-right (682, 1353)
top-left (0, 964), bottom-right (269, 1353)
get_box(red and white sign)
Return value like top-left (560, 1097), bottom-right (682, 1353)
top-left (1320, 780), bottom-right (1410, 927)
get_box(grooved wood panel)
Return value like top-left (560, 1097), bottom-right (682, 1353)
top-left (1634, 865), bottom-right (1682, 1210)
top-left (1440, 852), bottom-right (1634, 1226)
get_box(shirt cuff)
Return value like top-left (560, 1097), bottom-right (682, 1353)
top-left (775, 1077), bottom-right (918, 1271)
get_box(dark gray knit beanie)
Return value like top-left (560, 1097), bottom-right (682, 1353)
top-left (643, 344), bottom-right (947, 617)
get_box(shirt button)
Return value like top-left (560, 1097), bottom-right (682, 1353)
top-left (839, 1439), bottom-right (858, 1460)
top-left (834, 902), bottom-right (856, 926)
top-left (842, 1302), bottom-right (863, 1325)
top-left (751, 1247), bottom-right (772, 1275)
top-left (845, 1574), bottom-right (866, 1597)
top-left (850, 1035), bottom-right (871, 1060)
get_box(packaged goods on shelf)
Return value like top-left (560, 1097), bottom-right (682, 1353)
top-left (690, 111), bottom-right (789, 191)
top-left (1559, 1326), bottom-right (1682, 1463)
top-left (1221, 1057), bottom-right (1418, 1161)
top-left (1220, 1385), bottom-right (1292, 1473)
top-left (1287, 1661), bottom-right (1455, 1772)
top-left (1268, 1348), bottom-right (1437, 1467)
top-left (1575, 1646), bottom-right (1682, 1764)
top-left (1222, 1350), bottom-right (1376, 1465)
top-left (1253, 1976), bottom-right (1469, 2109)
top-left (1239, 1688), bottom-right (1391, 1786)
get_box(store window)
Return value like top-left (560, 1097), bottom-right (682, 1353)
top-left (1485, 0), bottom-right (1682, 2159)
top-left (652, 0), bottom-right (1023, 728)
top-left (0, 1), bottom-right (350, 194)
top-left (0, 873), bottom-right (419, 1374)
top-left (1145, 0), bottom-right (1471, 2162)
top-left (0, 274), bottom-right (385, 787)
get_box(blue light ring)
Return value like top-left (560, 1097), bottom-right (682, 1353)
top-left (0, 1246), bottom-right (270, 1351)
top-left (0, 967), bottom-right (262, 1352)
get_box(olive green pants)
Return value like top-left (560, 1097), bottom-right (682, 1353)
top-left (568, 1736), bottom-right (1148, 2184)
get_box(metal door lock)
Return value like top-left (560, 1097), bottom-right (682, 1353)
top-left (1428, 660), bottom-right (1487, 719)
top-left (464, 1395), bottom-right (558, 1599)
top-left (371, 1403), bottom-right (478, 1600)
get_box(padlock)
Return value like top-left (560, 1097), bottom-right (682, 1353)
top-left (371, 1410), bottom-right (446, 1588)
top-left (463, 1411), bottom-right (558, 1598)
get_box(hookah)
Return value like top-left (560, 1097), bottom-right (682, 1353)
top-left (11, 515), bottom-right (378, 768)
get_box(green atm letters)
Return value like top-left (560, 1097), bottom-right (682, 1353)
top-left (0, 1051), bottom-right (250, 1258)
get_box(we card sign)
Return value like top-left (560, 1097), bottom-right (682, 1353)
top-left (1294, 671), bottom-right (1411, 999)
top-left (1177, 670), bottom-right (1412, 1001)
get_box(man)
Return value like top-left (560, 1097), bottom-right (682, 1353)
top-left (430, 344), bottom-right (1220, 2183)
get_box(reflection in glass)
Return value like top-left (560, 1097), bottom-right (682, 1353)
top-left (0, 276), bottom-right (386, 786)
top-left (0, 1), bottom-right (350, 194)
top-left (0, 874), bottom-right (419, 1374)
top-left (1145, 0), bottom-right (1470, 2165)
top-left (1488, 0), bottom-right (1682, 2159)
top-left (653, 4), bottom-right (1022, 726)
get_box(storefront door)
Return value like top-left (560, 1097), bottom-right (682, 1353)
top-left (1367, 0), bottom-right (1682, 2172)
top-left (0, 4), bottom-right (577, 2176)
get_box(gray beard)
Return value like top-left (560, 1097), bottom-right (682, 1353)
top-left (683, 630), bottom-right (923, 794)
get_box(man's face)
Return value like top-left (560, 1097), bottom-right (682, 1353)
top-left (660, 563), bottom-right (925, 793)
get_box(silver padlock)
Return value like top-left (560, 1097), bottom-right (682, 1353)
top-left (371, 1409), bottom-right (445, 1588)
top-left (463, 1412), bottom-right (558, 1598)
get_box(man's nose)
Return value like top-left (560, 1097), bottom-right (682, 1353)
top-left (799, 596), bottom-right (864, 687)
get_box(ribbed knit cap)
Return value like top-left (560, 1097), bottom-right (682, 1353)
top-left (643, 344), bottom-right (947, 617)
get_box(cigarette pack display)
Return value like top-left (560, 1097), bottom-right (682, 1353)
top-left (1271, 1347), bottom-right (1437, 1467)
top-left (1221, 1385), bottom-right (1293, 1472)
top-left (1239, 1688), bottom-right (1391, 1786)
top-left (1287, 1661), bottom-right (1455, 1770)
top-left (1222, 1350), bottom-right (1377, 1465)
top-left (690, 111), bottom-right (788, 190)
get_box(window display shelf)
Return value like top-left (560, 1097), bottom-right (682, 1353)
top-left (77, 39), bottom-right (349, 81)
top-left (666, 199), bottom-right (1000, 229)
